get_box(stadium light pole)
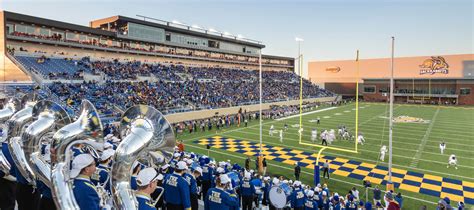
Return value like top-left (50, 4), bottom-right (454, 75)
top-left (295, 37), bottom-right (304, 143)
top-left (388, 36), bottom-right (395, 189)
top-left (259, 42), bottom-right (263, 156)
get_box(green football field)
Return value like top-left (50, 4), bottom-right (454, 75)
top-left (177, 102), bottom-right (474, 209)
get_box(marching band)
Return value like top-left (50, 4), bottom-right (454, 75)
top-left (0, 95), bottom-right (381, 210)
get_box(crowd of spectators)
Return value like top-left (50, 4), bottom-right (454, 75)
top-left (47, 76), bottom-right (333, 115)
top-left (9, 31), bottom-right (291, 66)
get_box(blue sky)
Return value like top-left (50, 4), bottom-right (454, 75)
top-left (1, 0), bottom-right (472, 76)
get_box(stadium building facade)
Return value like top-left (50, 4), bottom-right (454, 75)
top-left (0, 11), bottom-right (295, 82)
top-left (308, 54), bottom-right (474, 105)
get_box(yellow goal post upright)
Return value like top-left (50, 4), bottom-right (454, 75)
top-left (298, 50), bottom-right (360, 185)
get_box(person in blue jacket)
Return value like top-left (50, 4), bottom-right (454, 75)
top-left (131, 161), bottom-right (142, 190)
top-left (136, 167), bottom-right (160, 210)
top-left (71, 153), bottom-right (100, 210)
top-left (37, 180), bottom-right (55, 210)
top-left (38, 144), bottom-right (55, 210)
top-left (71, 144), bottom-right (84, 157)
top-left (345, 195), bottom-right (357, 210)
top-left (183, 167), bottom-right (202, 210)
top-left (304, 190), bottom-right (319, 210)
top-left (0, 137), bottom-right (18, 210)
top-left (94, 149), bottom-right (114, 195)
top-left (249, 173), bottom-right (262, 207)
top-left (201, 161), bottom-right (214, 199)
top-left (321, 191), bottom-right (330, 210)
top-left (205, 174), bottom-right (239, 210)
top-left (261, 176), bottom-right (270, 206)
top-left (163, 161), bottom-right (191, 210)
top-left (240, 172), bottom-right (254, 210)
top-left (290, 181), bottom-right (306, 210)
top-left (331, 195), bottom-right (341, 210)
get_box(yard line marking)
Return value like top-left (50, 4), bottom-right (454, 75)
top-left (410, 108), bottom-right (440, 167)
top-left (275, 106), bottom-right (338, 121)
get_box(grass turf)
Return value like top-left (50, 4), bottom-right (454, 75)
top-left (177, 102), bottom-right (474, 209)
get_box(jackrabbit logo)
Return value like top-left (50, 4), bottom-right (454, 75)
top-left (419, 56), bottom-right (449, 75)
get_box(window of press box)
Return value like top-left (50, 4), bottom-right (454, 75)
top-left (460, 88), bottom-right (471, 95)
top-left (364, 86), bottom-right (376, 93)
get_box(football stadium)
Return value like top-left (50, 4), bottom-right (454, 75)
top-left (0, 1), bottom-right (473, 210)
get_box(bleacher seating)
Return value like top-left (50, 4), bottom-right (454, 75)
top-left (9, 54), bottom-right (334, 115)
top-left (14, 55), bottom-right (86, 80)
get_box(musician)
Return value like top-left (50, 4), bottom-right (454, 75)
top-left (240, 172), bottom-right (254, 210)
top-left (331, 195), bottom-right (341, 209)
top-left (290, 181), bottom-right (306, 210)
top-left (321, 191), bottom-right (330, 210)
top-left (131, 161), bottom-right (142, 191)
top-left (151, 173), bottom-right (165, 209)
top-left (204, 174), bottom-right (239, 210)
top-left (38, 144), bottom-right (55, 210)
top-left (136, 167), bottom-right (160, 210)
top-left (184, 166), bottom-right (202, 210)
top-left (70, 153), bottom-right (100, 210)
top-left (212, 167), bottom-right (225, 188)
top-left (250, 173), bottom-right (263, 208)
top-left (201, 161), bottom-right (214, 199)
top-left (163, 161), bottom-right (191, 210)
top-left (37, 180), bottom-right (55, 210)
top-left (261, 176), bottom-right (271, 206)
top-left (72, 143), bottom-right (85, 156)
top-left (0, 137), bottom-right (17, 210)
top-left (304, 190), bottom-right (318, 210)
top-left (94, 149), bottom-right (114, 194)
top-left (345, 195), bottom-right (357, 210)
top-left (158, 164), bottom-right (168, 176)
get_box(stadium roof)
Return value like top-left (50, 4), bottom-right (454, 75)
top-left (3, 11), bottom-right (115, 37)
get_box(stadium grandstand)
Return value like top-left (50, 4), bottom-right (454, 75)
top-left (0, 6), bottom-right (472, 210)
